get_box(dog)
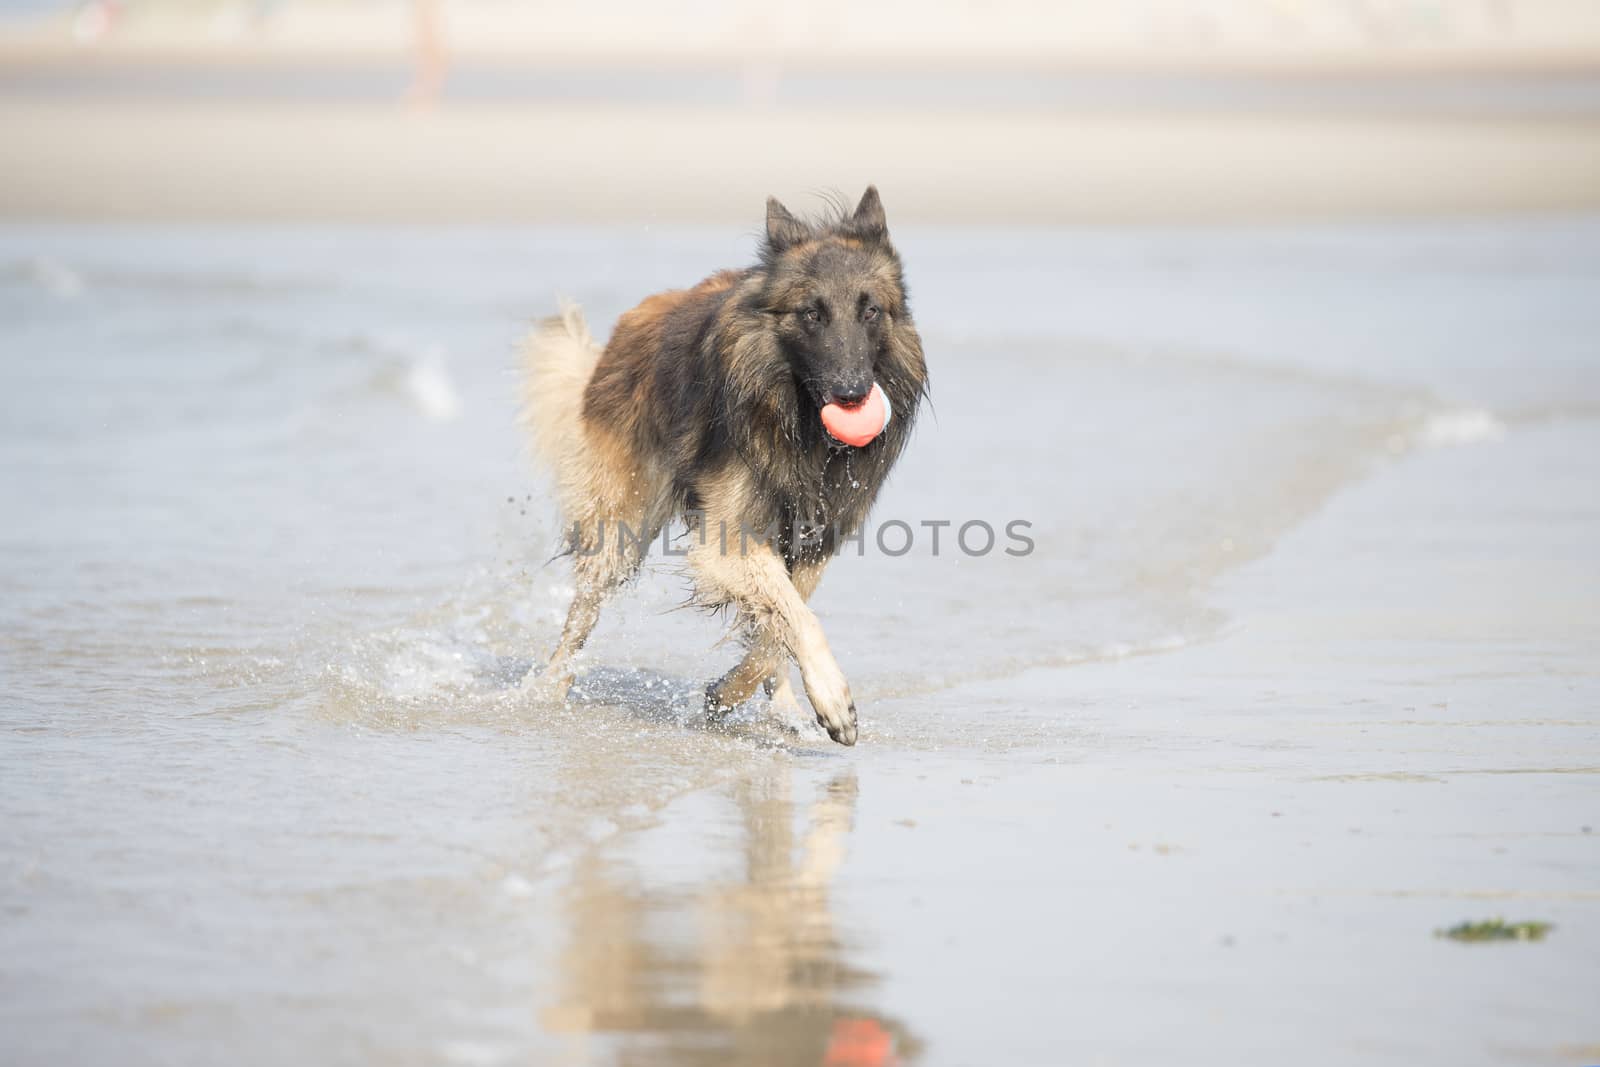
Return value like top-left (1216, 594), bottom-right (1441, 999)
top-left (520, 186), bottom-right (927, 745)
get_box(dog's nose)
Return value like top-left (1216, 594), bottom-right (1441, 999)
top-left (828, 382), bottom-right (871, 407)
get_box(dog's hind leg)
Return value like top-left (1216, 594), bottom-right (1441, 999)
top-left (705, 629), bottom-right (780, 715)
top-left (535, 499), bottom-right (664, 698)
top-left (540, 566), bottom-right (606, 699)
top-left (530, 430), bottom-right (668, 700)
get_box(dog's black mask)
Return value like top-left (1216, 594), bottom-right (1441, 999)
top-left (760, 187), bottom-right (907, 411)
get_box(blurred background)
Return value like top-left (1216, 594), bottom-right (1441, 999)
top-left (5, 4), bottom-right (1600, 1067)
top-left (3, 0), bottom-right (1599, 221)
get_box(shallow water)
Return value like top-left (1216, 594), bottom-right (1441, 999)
top-left (2, 221), bottom-right (1598, 1065)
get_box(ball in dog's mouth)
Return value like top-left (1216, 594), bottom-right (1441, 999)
top-left (820, 382), bottom-right (891, 448)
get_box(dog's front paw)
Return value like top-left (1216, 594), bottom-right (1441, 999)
top-left (801, 664), bottom-right (858, 746)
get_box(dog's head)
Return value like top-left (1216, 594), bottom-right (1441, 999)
top-left (758, 187), bottom-right (916, 411)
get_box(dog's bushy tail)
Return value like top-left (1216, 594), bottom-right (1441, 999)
top-left (519, 301), bottom-right (601, 511)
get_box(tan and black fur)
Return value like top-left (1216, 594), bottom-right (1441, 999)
top-left (520, 187), bottom-right (927, 745)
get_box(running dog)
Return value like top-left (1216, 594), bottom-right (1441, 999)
top-left (521, 187), bottom-right (927, 745)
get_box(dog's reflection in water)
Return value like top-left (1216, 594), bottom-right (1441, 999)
top-left (541, 766), bottom-right (922, 1066)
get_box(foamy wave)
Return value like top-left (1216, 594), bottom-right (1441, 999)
top-left (1093, 634), bottom-right (1190, 662)
top-left (352, 333), bottom-right (464, 421)
top-left (21, 258), bottom-right (85, 300)
top-left (403, 352), bottom-right (463, 422)
top-left (1413, 409), bottom-right (1506, 448)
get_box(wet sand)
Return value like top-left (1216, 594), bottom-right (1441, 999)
top-left (2, 219), bottom-right (1597, 1065)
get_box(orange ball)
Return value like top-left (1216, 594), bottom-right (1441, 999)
top-left (820, 382), bottom-right (891, 447)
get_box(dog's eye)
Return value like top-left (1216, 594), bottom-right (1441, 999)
top-left (863, 305), bottom-right (880, 323)
top-left (803, 307), bottom-right (822, 325)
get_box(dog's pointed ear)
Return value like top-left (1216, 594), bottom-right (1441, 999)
top-left (766, 197), bottom-right (809, 251)
top-left (852, 185), bottom-right (887, 238)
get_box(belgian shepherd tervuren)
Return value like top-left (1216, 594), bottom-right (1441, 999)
top-left (521, 187), bottom-right (927, 745)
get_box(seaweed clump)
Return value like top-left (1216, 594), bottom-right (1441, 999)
top-left (1436, 918), bottom-right (1553, 943)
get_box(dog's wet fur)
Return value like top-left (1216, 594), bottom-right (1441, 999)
top-left (521, 186), bottom-right (927, 745)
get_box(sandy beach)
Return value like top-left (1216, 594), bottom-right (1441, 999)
top-left (3, 36), bottom-right (1600, 224)
top-left (6, 80), bottom-right (1600, 224)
